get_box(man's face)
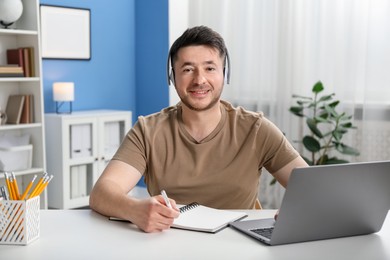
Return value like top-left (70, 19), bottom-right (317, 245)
top-left (172, 45), bottom-right (225, 111)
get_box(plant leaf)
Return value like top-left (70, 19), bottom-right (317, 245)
top-left (324, 158), bottom-right (349, 164)
top-left (306, 118), bottom-right (323, 138)
top-left (297, 100), bottom-right (313, 106)
top-left (303, 135), bottom-right (321, 152)
top-left (332, 131), bottom-right (342, 142)
top-left (340, 122), bottom-right (352, 128)
top-left (289, 106), bottom-right (304, 117)
top-left (335, 128), bottom-right (348, 134)
top-left (335, 143), bottom-right (360, 156)
top-left (314, 116), bottom-right (328, 123)
top-left (292, 94), bottom-right (312, 100)
top-left (312, 81), bottom-right (324, 93)
top-left (324, 104), bottom-right (339, 118)
top-left (318, 94), bottom-right (334, 102)
top-left (328, 100), bottom-right (340, 108)
top-left (340, 114), bottom-right (352, 121)
top-left (318, 111), bottom-right (330, 120)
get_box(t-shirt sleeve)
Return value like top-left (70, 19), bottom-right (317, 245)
top-left (112, 117), bottom-right (147, 175)
top-left (258, 117), bottom-right (300, 173)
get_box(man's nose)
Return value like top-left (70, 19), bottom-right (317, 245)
top-left (193, 70), bottom-right (207, 85)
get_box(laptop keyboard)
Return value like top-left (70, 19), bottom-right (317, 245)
top-left (250, 227), bottom-right (274, 239)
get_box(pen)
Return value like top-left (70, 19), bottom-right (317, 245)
top-left (160, 190), bottom-right (172, 209)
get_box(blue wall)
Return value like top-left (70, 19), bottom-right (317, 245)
top-left (40, 0), bottom-right (169, 187)
top-left (135, 0), bottom-right (169, 117)
top-left (40, 0), bottom-right (169, 121)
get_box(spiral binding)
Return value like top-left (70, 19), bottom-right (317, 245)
top-left (179, 202), bottom-right (200, 213)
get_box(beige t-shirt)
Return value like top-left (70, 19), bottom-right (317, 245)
top-left (113, 100), bottom-right (299, 209)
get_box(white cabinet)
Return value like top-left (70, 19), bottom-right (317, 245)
top-left (45, 110), bottom-right (132, 209)
top-left (0, 0), bottom-right (47, 208)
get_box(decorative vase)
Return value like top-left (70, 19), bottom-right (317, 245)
top-left (0, 0), bottom-right (24, 29)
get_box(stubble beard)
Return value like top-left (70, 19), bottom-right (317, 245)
top-left (178, 87), bottom-right (223, 112)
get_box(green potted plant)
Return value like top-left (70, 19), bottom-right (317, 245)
top-left (289, 81), bottom-right (360, 165)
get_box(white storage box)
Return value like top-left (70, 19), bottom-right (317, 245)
top-left (0, 145), bottom-right (33, 171)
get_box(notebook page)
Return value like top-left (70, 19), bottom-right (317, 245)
top-left (173, 204), bottom-right (247, 233)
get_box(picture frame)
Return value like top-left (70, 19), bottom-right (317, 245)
top-left (40, 5), bottom-right (91, 60)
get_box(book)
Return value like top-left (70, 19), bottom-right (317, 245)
top-left (6, 49), bottom-right (25, 76)
top-left (0, 73), bottom-right (24, 77)
top-left (25, 47), bottom-right (35, 77)
top-left (6, 47), bottom-right (35, 77)
top-left (0, 65), bottom-right (24, 73)
top-left (109, 202), bottom-right (247, 233)
top-left (5, 95), bottom-right (25, 124)
top-left (22, 48), bottom-right (31, 77)
top-left (20, 95), bottom-right (34, 124)
top-left (0, 65), bottom-right (24, 77)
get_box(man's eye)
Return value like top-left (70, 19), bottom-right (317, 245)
top-left (207, 67), bottom-right (216, 71)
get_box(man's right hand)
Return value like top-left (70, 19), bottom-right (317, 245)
top-left (129, 196), bottom-right (180, 233)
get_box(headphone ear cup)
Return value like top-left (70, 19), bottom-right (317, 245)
top-left (166, 51), bottom-right (173, 86)
top-left (169, 69), bottom-right (175, 86)
top-left (223, 67), bottom-right (228, 84)
top-left (224, 51), bottom-right (231, 85)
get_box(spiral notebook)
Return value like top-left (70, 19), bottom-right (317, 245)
top-left (109, 202), bottom-right (247, 233)
top-left (173, 202), bottom-right (247, 233)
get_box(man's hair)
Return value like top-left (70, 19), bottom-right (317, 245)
top-left (169, 26), bottom-right (228, 66)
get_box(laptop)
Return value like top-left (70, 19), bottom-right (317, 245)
top-left (229, 160), bottom-right (390, 246)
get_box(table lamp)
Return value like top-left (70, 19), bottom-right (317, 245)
top-left (0, 0), bottom-right (23, 29)
top-left (53, 82), bottom-right (74, 114)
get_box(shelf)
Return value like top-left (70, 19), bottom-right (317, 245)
top-left (0, 0), bottom-right (47, 208)
top-left (0, 123), bottom-right (42, 131)
top-left (0, 77), bottom-right (40, 82)
top-left (0, 167), bottom-right (45, 178)
top-left (0, 28), bottom-right (38, 36)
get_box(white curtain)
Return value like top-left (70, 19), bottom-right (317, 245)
top-left (169, 0), bottom-right (390, 208)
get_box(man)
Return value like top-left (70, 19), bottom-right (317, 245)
top-left (89, 26), bottom-right (308, 233)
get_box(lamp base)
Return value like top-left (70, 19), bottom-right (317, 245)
top-left (0, 20), bottom-right (14, 29)
top-left (55, 101), bottom-right (72, 114)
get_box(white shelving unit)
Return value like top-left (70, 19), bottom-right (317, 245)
top-left (0, 0), bottom-right (47, 208)
top-left (45, 110), bottom-right (132, 209)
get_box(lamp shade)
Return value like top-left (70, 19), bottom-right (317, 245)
top-left (0, 0), bottom-right (23, 25)
top-left (53, 82), bottom-right (74, 101)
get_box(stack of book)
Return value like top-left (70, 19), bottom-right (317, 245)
top-left (6, 47), bottom-right (35, 77)
top-left (5, 94), bottom-right (34, 124)
top-left (0, 65), bottom-right (24, 77)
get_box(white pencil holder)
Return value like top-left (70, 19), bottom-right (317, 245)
top-left (0, 196), bottom-right (40, 245)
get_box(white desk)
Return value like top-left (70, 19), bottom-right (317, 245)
top-left (2, 210), bottom-right (390, 259)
